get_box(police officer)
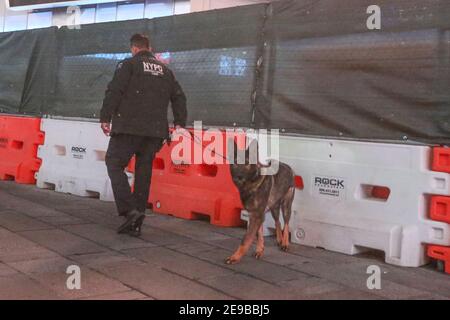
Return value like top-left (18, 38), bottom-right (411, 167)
top-left (100, 34), bottom-right (187, 236)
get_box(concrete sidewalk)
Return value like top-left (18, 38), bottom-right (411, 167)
top-left (0, 181), bottom-right (448, 300)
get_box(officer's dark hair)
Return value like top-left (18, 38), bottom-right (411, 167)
top-left (130, 34), bottom-right (150, 49)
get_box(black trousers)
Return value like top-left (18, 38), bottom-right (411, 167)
top-left (105, 133), bottom-right (163, 216)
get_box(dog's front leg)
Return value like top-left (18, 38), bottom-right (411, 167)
top-left (281, 187), bottom-right (295, 252)
top-left (226, 213), bottom-right (262, 264)
top-left (254, 224), bottom-right (265, 259)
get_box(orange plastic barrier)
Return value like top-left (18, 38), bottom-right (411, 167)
top-left (294, 175), bottom-right (304, 190)
top-left (429, 150), bottom-right (450, 274)
top-left (0, 116), bottom-right (44, 184)
top-left (129, 128), bottom-right (245, 227)
top-left (432, 147), bottom-right (450, 174)
top-left (428, 245), bottom-right (450, 275)
top-left (371, 186), bottom-right (391, 201)
top-left (430, 196), bottom-right (450, 224)
top-left (427, 151), bottom-right (450, 274)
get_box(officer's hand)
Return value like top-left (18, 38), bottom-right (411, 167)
top-left (101, 122), bottom-right (111, 136)
top-left (167, 125), bottom-right (182, 146)
top-left (163, 136), bottom-right (171, 147)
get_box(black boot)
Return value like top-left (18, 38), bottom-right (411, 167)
top-left (128, 212), bottom-right (146, 237)
top-left (117, 210), bottom-right (139, 234)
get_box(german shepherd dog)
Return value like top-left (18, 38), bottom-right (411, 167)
top-left (226, 140), bottom-right (296, 264)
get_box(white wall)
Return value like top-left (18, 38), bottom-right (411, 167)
top-left (0, 0), bottom-right (5, 32)
top-left (0, 0), bottom-right (270, 32)
top-left (2, 0), bottom-right (29, 32)
top-left (0, 0), bottom-right (191, 33)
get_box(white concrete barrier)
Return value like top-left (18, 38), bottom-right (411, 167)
top-left (36, 119), bottom-right (132, 201)
top-left (242, 134), bottom-right (450, 267)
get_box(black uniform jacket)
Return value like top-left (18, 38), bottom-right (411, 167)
top-left (100, 51), bottom-right (187, 138)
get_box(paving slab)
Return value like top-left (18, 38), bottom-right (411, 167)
top-left (28, 266), bottom-right (132, 300)
top-left (207, 237), bottom-right (243, 251)
top-left (11, 190), bottom-right (93, 211)
top-left (0, 190), bottom-right (67, 218)
top-left (54, 208), bottom-right (121, 227)
top-left (0, 210), bottom-right (53, 232)
top-left (0, 227), bottom-right (59, 263)
top-left (123, 246), bottom-right (235, 281)
top-left (8, 256), bottom-right (75, 275)
top-left (261, 246), bottom-right (316, 266)
top-left (1, 182), bottom-right (449, 300)
top-left (146, 215), bottom-right (234, 242)
top-left (195, 247), bottom-right (313, 285)
top-left (0, 262), bottom-right (19, 277)
top-left (98, 261), bottom-right (234, 300)
top-left (307, 288), bottom-right (383, 300)
top-left (199, 273), bottom-right (292, 300)
top-left (82, 199), bottom-right (120, 216)
top-left (191, 220), bottom-right (247, 239)
top-left (373, 263), bottom-right (450, 297)
top-left (166, 239), bottom-right (217, 255)
top-left (138, 225), bottom-right (195, 246)
top-left (67, 251), bottom-right (141, 269)
top-left (285, 259), bottom-right (434, 300)
top-left (288, 244), bottom-right (371, 265)
top-left (36, 215), bottom-right (89, 226)
top-left (80, 290), bottom-right (149, 300)
top-left (18, 229), bottom-right (108, 256)
top-left (61, 223), bottom-right (157, 251)
top-left (0, 274), bottom-right (61, 300)
top-left (278, 277), bottom-right (346, 298)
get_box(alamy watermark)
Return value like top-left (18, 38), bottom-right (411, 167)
top-left (66, 265), bottom-right (81, 290)
top-left (169, 121), bottom-right (280, 175)
top-left (366, 265), bottom-right (382, 290)
top-left (66, 6), bottom-right (81, 30)
top-left (63, 5), bottom-right (380, 33)
top-left (367, 5), bottom-right (381, 30)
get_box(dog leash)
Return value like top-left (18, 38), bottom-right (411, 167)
top-left (170, 129), bottom-right (232, 163)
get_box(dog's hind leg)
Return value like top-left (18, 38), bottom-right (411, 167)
top-left (226, 212), bottom-right (263, 264)
top-left (270, 202), bottom-right (282, 247)
top-left (281, 187), bottom-right (295, 252)
top-left (254, 224), bottom-right (265, 259)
